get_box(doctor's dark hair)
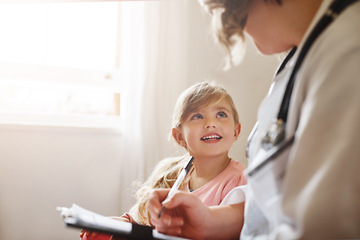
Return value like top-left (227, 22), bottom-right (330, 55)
top-left (199, 0), bottom-right (282, 69)
top-left (171, 81), bottom-right (239, 131)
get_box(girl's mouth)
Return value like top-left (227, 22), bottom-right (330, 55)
top-left (200, 134), bottom-right (222, 141)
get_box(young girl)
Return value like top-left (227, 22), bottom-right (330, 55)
top-left (81, 81), bottom-right (246, 239)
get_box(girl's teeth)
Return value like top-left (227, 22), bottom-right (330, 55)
top-left (202, 135), bottom-right (221, 140)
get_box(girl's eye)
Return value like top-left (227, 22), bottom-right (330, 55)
top-left (191, 113), bottom-right (203, 120)
top-left (217, 111), bottom-right (227, 118)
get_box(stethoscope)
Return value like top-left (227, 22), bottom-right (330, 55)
top-left (245, 0), bottom-right (359, 161)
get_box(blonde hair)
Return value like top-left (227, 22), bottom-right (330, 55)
top-left (129, 155), bottom-right (191, 226)
top-left (129, 81), bottom-right (239, 226)
top-left (199, 0), bottom-right (282, 69)
top-left (172, 81), bottom-right (239, 129)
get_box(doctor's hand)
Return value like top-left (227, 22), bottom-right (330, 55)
top-left (147, 189), bottom-right (245, 240)
top-left (147, 189), bottom-right (211, 240)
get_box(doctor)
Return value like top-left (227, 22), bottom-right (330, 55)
top-left (147, 0), bottom-right (360, 239)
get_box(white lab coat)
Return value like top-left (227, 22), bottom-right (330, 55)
top-left (222, 0), bottom-right (360, 239)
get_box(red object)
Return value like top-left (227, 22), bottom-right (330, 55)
top-left (81, 233), bottom-right (111, 240)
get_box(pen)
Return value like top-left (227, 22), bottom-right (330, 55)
top-left (158, 156), bottom-right (194, 218)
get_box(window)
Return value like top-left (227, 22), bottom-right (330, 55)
top-left (0, 2), bottom-right (123, 128)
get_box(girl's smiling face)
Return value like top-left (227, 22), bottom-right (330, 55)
top-left (172, 99), bottom-right (241, 158)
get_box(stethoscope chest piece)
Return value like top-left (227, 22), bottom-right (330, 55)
top-left (261, 118), bottom-right (286, 151)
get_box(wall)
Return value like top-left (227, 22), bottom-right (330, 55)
top-left (0, 125), bottom-right (124, 239)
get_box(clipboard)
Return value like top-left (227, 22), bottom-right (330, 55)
top-left (57, 204), bottom-right (191, 240)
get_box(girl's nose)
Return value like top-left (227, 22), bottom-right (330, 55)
top-left (205, 119), bottom-right (216, 129)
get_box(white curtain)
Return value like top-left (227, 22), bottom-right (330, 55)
top-left (118, 0), bottom-right (191, 212)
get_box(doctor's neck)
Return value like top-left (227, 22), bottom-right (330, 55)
top-left (282, 0), bottom-right (323, 47)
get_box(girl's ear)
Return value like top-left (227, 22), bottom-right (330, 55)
top-left (172, 128), bottom-right (186, 147)
top-left (234, 122), bottom-right (241, 140)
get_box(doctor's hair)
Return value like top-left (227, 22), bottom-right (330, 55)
top-left (171, 80), bottom-right (239, 132)
top-left (199, 0), bottom-right (282, 69)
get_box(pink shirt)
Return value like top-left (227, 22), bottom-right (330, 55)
top-left (81, 159), bottom-right (246, 240)
top-left (186, 159), bottom-right (246, 206)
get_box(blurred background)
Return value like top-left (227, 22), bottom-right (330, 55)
top-left (0, 0), bottom-right (279, 239)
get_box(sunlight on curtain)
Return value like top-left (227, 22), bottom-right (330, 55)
top-left (118, 0), bottom-right (191, 212)
top-left (117, 1), bottom-right (146, 212)
top-left (140, 0), bottom-right (190, 181)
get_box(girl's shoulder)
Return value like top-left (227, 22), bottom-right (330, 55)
top-left (227, 159), bottom-right (246, 172)
top-left (208, 159), bottom-right (245, 184)
top-left (221, 159), bottom-right (247, 185)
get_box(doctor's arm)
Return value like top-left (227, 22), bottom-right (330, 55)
top-left (147, 189), bottom-right (244, 240)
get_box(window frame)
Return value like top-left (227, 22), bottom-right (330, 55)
top-left (0, 1), bottom-right (125, 129)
